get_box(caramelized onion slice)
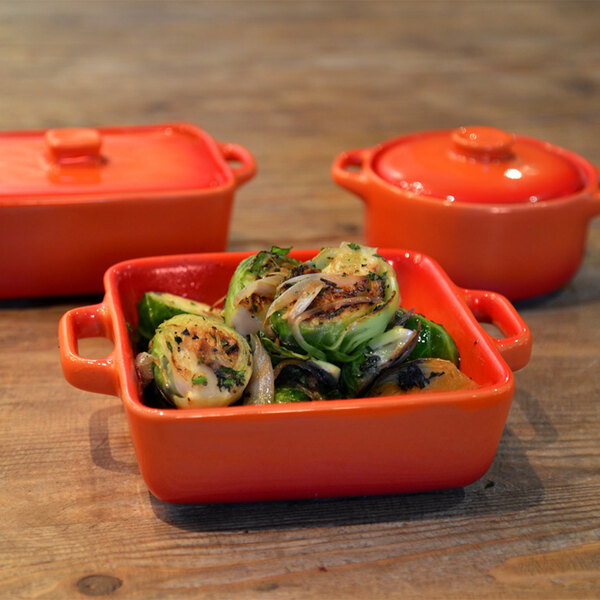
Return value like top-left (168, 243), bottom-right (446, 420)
top-left (266, 277), bottom-right (326, 320)
top-left (135, 352), bottom-right (156, 387)
top-left (233, 274), bottom-right (285, 305)
top-left (243, 334), bottom-right (275, 405)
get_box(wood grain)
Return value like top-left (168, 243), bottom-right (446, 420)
top-left (0, 1), bottom-right (599, 598)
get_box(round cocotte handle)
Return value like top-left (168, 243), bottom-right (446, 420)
top-left (218, 141), bottom-right (256, 186)
top-left (331, 148), bottom-right (369, 197)
top-left (58, 303), bottom-right (119, 397)
top-left (460, 288), bottom-right (532, 372)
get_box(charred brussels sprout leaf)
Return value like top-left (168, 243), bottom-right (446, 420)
top-left (257, 332), bottom-right (309, 365)
top-left (136, 291), bottom-right (223, 349)
top-left (148, 313), bottom-right (252, 408)
top-left (268, 242), bottom-right (400, 363)
top-left (392, 308), bottom-right (460, 366)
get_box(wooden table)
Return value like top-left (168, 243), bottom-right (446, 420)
top-left (1, 2), bottom-right (598, 598)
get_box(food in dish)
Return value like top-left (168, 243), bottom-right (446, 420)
top-left (134, 243), bottom-right (476, 408)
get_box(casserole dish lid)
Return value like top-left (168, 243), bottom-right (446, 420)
top-left (0, 122), bottom-right (237, 205)
top-left (372, 126), bottom-right (586, 204)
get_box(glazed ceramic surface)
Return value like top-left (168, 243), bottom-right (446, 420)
top-left (58, 249), bottom-right (531, 504)
top-left (0, 123), bottom-right (255, 298)
top-left (332, 126), bottom-right (600, 300)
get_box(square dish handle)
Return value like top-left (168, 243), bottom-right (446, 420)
top-left (58, 303), bottom-right (119, 397)
top-left (459, 288), bottom-right (532, 372)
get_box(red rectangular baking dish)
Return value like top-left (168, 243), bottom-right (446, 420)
top-left (0, 122), bottom-right (255, 299)
top-left (58, 249), bottom-right (532, 504)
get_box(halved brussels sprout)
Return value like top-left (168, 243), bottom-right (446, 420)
top-left (272, 358), bottom-right (341, 402)
top-left (392, 308), bottom-right (460, 365)
top-left (224, 246), bottom-right (302, 336)
top-left (146, 313), bottom-right (252, 408)
top-left (136, 291), bottom-right (223, 349)
top-left (268, 242), bottom-right (399, 363)
top-left (367, 358), bottom-right (477, 396)
top-left (340, 325), bottom-right (418, 397)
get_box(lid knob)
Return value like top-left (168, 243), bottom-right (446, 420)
top-left (452, 126), bottom-right (514, 161)
top-left (45, 128), bottom-right (103, 166)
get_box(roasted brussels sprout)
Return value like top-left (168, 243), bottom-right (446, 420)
top-left (340, 325), bottom-right (418, 397)
top-left (136, 291), bottom-right (223, 349)
top-left (145, 313), bottom-right (252, 408)
top-left (271, 358), bottom-right (341, 402)
top-left (135, 242), bottom-right (476, 409)
top-left (392, 308), bottom-right (460, 366)
top-left (224, 246), bottom-right (302, 336)
top-left (367, 358), bottom-right (477, 396)
top-left (267, 242), bottom-right (400, 363)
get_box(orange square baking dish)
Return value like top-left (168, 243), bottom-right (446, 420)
top-left (58, 249), bottom-right (532, 504)
top-left (0, 122), bottom-right (255, 298)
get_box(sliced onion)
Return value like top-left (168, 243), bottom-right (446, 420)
top-left (287, 282), bottom-right (325, 320)
top-left (233, 274), bottom-right (284, 305)
top-left (289, 315), bottom-right (311, 355)
top-left (243, 334), bottom-right (275, 405)
top-left (266, 278), bottom-right (325, 320)
top-left (278, 272), bottom-right (367, 292)
top-left (232, 306), bottom-right (261, 336)
top-left (135, 352), bottom-right (156, 387)
top-left (392, 308), bottom-right (415, 327)
top-left (272, 358), bottom-right (304, 380)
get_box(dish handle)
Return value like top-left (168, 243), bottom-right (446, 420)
top-left (331, 148), bottom-right (369, 197)
top-left (460, 288), bottom-right (532, 372)
top-left (219, 142), bottom-right (256, 187)
top-left (58, 303), bottom-right (119, 396)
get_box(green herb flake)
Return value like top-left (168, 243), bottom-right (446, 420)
top-left (215, 366), bottom-right (246, 391)
top-left (192, 375), bottom-right (208, 386)
top-left (271, 245), bottom-right (292, 256)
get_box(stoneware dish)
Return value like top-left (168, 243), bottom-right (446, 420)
top-left (332, 126), bottom-right (600, 300)
top-left (58, 249), bottom-right (531, 504)
top-left (0, 122), bottom-right (255, 299)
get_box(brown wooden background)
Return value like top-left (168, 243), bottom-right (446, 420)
top-left (0, 2), bottom-right (598, 598)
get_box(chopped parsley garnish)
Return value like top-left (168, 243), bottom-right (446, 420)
top-left (271, 245), bottom-right (292, 256)
top-left (215, 366), bottom-right (246, 391)
top-left (192, 375), bottom-right (208, 385)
